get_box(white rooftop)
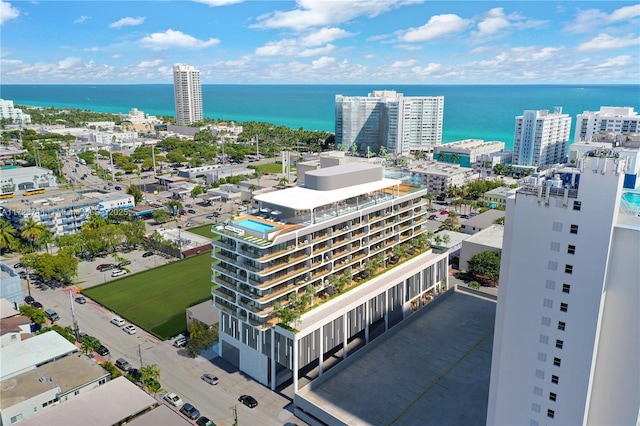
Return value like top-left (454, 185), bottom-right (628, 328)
top-left (0, 331), bottom-right (78, 380)
top-left (0, 298), bottom-right (19, 319)
top-left (465, 224), bottom-right (505, 249)
top-left (19, 376), bottom-right (157, 426)
top-left (254, 177), bottom-right (401, 211)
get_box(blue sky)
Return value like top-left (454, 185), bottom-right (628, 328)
top-left (1, 1), bottom-right (639, 84)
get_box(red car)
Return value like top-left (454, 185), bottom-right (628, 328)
top-left (440, 210), bottom-right (448, 215)
top-left (97, 264), bottom-right (115, 271)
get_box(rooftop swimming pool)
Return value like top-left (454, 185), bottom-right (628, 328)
top-left (622, 192), bottom-right (640, 207)
top-left (235, 219), bottom-right (277, 233)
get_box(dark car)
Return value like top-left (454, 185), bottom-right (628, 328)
top-left (114, 186), bottom-right (122, 191)
top-left (238, 395), bottom-right (258, 408)
top-left (14, 263), bottom-right (22, 268)
top-left (128, 368), bottom-right (142, 381)
top-left (179, 403), bottom-right (200, 420)
top-left (32, 301), bottom-right (43, 309)
top-left (96, 345), bottom-right (110, 356)
top-left (142, 251), bottom-right (154, 258)
top-left (187, 209), bottom-right (196, 214)
top-left (75, 296), bottom-right (87, 304)
top-left (196, 416), bottom-right (215, 426)
top-left (24, 296), bottom-right (35, 305)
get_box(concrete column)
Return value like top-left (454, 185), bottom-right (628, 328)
top-left (270, 327), bottom-right (276, 391)
top-left (343, 312), bottom-right (348, 359)
top-left (365, 299), bottom-right (370, 344)
top-left (318, 326), bottom-right (324, 376)
top-left (292, 338), bottom-right (299, 393)
top-left (384, 290), bottom-right (389, 331)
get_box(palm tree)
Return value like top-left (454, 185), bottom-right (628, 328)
top-left (378, 146), bottom-right (388, 158)
top-left (0, 219), bottom-right (17, 253)
top-left (451, 153), bottom-right (460, 164)
top-left (437, 152), bottom-right (445, 162)
top-left (20, 216), bottom-right (47, 251)
top-left (426, 192), bottom-right (436, 211)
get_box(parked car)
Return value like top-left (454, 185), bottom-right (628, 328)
top-left (201, 374), bottom-right (219, 385)
top-left (97, 263), bottom-right (114, 271)
top-left (440, 210), bottom-right (448, 215)
top-left (111, 317), bottom-right (125, 326)
top-left (111, 270), bottom-right (127, 277)
top-left (142, 251), bottom-right (154, 258)
top-left (115, 358), bottom-right (132, 372)
top-left (128, 368), bottom-right (142, 381)
top-left (24, 296), bottom-right (35, 305)
top-left (32, 301), bottom-right (43, 309)
top-left (179, 403), bottom-right (200, 420)
top-left (238, 395), bottom-right (258, 408)
top-left (14, 263), bottom-right (22, 268)
top-left (114, 186), bottom-right (122, 191)
top-left (122, 325), bottom-right (137, 335)
top-left (196, 416), bottom-right (215, 426)
top-left (205, 215), bottom-right (216, 220)
top-left (44, 308), bottom-right (60, 322)
top-left (173, 337), bottom-right (188, 347)
top-left (429, 215), bottom-right (438, 220)
top-left (164, 392), bottom-right (183, 407)
top-left (187, 209), bottom-right (196, 214)
top-left (74, 296), bottom-right (87, 304)
top-left (96, 345), bottom-right (110, 356)
top-left (185, 222), bottom-right (195, 227)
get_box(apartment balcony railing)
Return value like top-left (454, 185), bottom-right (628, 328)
top-left (257, 282), bottom-right (298, 303)
top-left (251, 265), bottom-right (309, 288)
top-left (333, 246), bottom-right (350, 258)
top-left (313, 244), bottom-right (331, 255)
top-left (214, 300), bottom-right (237, 316)
top-left (258, 252), bottom-right (308, 276)
top-left (331, 226), bottom-right (350, 238)
top-left (212, 239), bottom-right (235, 250)
top-left (312, 231), bottom-right (332, 243)
top-left (214, 251), bottom-right (238, 264)
top-left (258, 244), bottom-right (296, 262)
top-left (212, 287), bottom-right (236, 303)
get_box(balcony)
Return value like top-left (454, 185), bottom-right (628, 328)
top-left (258, 244), bottom-right (296, 262)
top-left (313, 243), bottom-right (331, 255)
top-left (312, 231), bottom-right (331, 243)
top-left (212, 239), bottom-right (235, 250)
top-left (251, 265), bottom-right (309, 288)
top-left (214, 299), bottom-right (237, 316)
top-left (212, 286), bottom-right (236, 303)
top-left (259, 252), bottom-right (308, 276)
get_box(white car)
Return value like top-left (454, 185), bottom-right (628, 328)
top-left (110, 317), bottom-right (125, 327)
top-left (123, 325), bottom-right (137, 335)
top-left (164, 392), bottom-right (183, 407)
top-left (111, 270), bottom-right (127, 277)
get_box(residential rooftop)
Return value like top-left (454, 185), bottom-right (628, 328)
top-left (0, 369), bottom-right (59, 410)
top-left (126, 404), bottom-right (192, 426)
top-left (37, 353), bottom-right (110, 395)
top-left (464, 224), bottom-right (505, 249)
top-left (0, 297), bottom-right (19, 318)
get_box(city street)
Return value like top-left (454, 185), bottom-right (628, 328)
top-left (13, 250), bottom-right (303, 426)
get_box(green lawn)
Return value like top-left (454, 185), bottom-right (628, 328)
top-left (186, 224), bottom-right (216, 238)
top-left (83, 252), bottom-right (214, 339)
top-left (250, 163), bottom-right (294, 174)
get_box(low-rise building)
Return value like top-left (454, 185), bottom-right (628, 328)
top-left (459, 209), bottom-right (505, 235)
top-left (0, 265), bottom-right (22, 307)
top-left (434, 139), bottom-right (506, 168)
top-left (411, 163), bottom-right (478, 196)
top-left (483, 186), bottom-right (515, 209)
top-left (474, 150), bottom-right (513, 178)
top-left (0, 166), bottom-right (59, 197)
top-left (459, 224), bottom-right (504, 271)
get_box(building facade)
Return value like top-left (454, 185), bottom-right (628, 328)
top-left (487, 153), bottom-right (639, 425)
top-left (335, 91), bottom-right (443, 156)
top-left (0, 166), bottom-right (58, 198)
top-left (411, 163), bottom-right (478, 196)
top-left (513, 108), bottom-right (571, 168)
top-left (0, 99), bottom-right (31, 125)
top-left (173, 64), bottom-right (203, 126)
top-left (574, 106), bottom-right (640, 143)
top-left (211, 163), bottom-right (449, 390)
top-left (434, 139), bottom-right (506, 168)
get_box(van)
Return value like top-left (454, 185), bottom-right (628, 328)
top-left (44, 309), bottom-right (60, 322)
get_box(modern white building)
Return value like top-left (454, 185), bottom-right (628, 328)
top-left (434, 139), bottom-right (506, 168)
top-left (173, 64), bottom-right (203, 126)
top-left (0, 166), bottom-right (59, 197)
top-left (487, 153), bottom-right (640, 425)
top-left (411, 162), bottom-right (478, 196)
top-left (574, 106), bottom-right (640, 143)
top-left (335, 90), bottom-right (443, 156)
top-left (513, 108), bottom-right (571, 168)
top-left (211, 163), bottom-right (449, 391)
top-left (0, 99), bottom-right (31, 125)
top-left (119, 108), bottom-right (161, 125)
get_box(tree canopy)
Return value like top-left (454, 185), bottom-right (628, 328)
top-left (467, 250), bottom-right (502, 285)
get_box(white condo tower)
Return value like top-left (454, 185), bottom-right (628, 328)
top-left (173, 64), bottom-right (203, 125)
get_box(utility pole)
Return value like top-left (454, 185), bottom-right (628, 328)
top-left (232, 405), bottom-right (238, 426)
top-left (138, 344), bottom-right (143, 368)
top-left (69, 291), bottom-right (80, 342)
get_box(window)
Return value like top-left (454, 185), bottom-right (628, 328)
top-left (552, 222), bottom-right (563, 232)
top-left (10, 414), bottom-right (23, 424)
top-left (548, 409), bottom-right (555, 419)
top-left (551, 375), bottom-right (559, 384)
top-left (548, 261), bottom-right (558, 271)
top-left (539, 334), bottom-right (549, 345)
top-left (562, 284), bottom-right (571, 294)
top-left (537, 352), bottom-right (548, 362)
top-left (565, 264), bottom-right (573, 274)
top-left (530, 420), bottom-right (540, 426)
top-left (558, 321), bottom-right (566, 331)
top-left (532, 403), bottom-right (541, 413)
top-left (567, 245), bottom-right (576, 255)
top-left (534, 386), bottom-right (543, 396)
top-left (550, 241), bottom-right (560, 252)
top-left (553, 357), bottom-right (562, 367)
top-left (542, 316), bottom-right (551, 326)
top-left (546, 280), bottom-right (556, 290)
top-left (560, 303), bottom-right (568, 312)
top-left (570, 224), bottom-right (579, 234)
top-left (573, 201), bottom-right (582, 211)
top-left (543, 298), bottom-right (553, 309)
top-left (535, 369), bottom-right (545, 379)
top-left (556, 339), bottom-right (564, 349)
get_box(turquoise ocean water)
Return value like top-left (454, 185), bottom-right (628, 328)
top-left (1, 84), bottom-right (638, 149)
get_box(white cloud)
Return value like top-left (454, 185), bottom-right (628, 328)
top-left (395, 44), bottom-right (423, 51)
top-left (400, 14), bottom-right (469, 42)
top-left (473, 8), bottom-right (547, 40)
top-left (476, 8), bottom-right (510, 35)
top-left (137, 59), bottom-right (163, 68)
top-left (594, 55), bottom-right (632, 68)
top-left (193, 0), bottom-right (243, 6)
top-left (58, 57), bottom-right (82, 69)
top-left (255, 27), bottom-right (351, 57)
top-left (109, 16), bottom-right (146, 29)
top-left (311, 56), bottom-right (335, 69)
top-left (139, 29), bottom-right (220, 50)
top-left (254, 0), bottom-right (422, 31)
top-left (565, 5), bottom-right (640, 33)
top-left (1, 1), bottom-right (20, 25)
top-left (74, 16), bottom-right (90, 24)
top-left (83, 47), bottom-right (100, 52)
top-left (411, 63), bottom-right (441, 76)
top-left (299, 27), bottom-right (352, 45)
top-left (576, 33), bottom-right (640, 52)
top-left (391, 59), bottom-right (417, 67)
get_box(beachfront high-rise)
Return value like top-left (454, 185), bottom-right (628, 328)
top-left (173, 64), bottom-right (203, 125)
top-left (211, 163), bottom-right (449, 391)
top-left (574, 106), bottom-right (640, 143)
top-left (335, 91), bottom-right (443, 156)
top-left (513, 107), bottom-right (571, 168)
top-left (487, 153), bottom-right (640, 425)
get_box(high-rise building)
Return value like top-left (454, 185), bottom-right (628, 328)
top-left (487, 153), bottom-right (640, 425)
top-left (513, 108), bottom-right (571, 168)
top-left (211, 163), bottom-right (449, 391)
top-left (574, 106), bottom-right (640, 143)
top-left (335, 91), bottom-right (443, 156)
top-left (0, 99), bottom-right (31, 124)
top-left (173, 64), bottom-right (203, 125)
